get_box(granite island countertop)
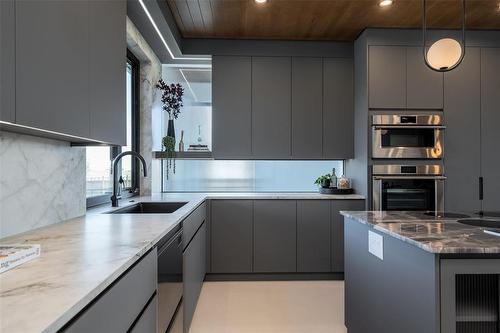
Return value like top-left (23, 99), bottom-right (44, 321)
top-left (0, 192), bottom-right (364, 333)
top-left (341, 211), bottom-right (500, 254)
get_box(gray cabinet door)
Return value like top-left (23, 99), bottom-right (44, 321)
top-left (406, 47), bottom-right (443, 109)
top-left (130, 295), bottom-right (157, 333)
top-left (65, 249), bottom-right (157, 333)
top-left (89, 0), bottom-right (126, 145)
top-left (0, 0), bottom-right (15, 123)
top-left (183, 222), bottom-right (206, 333)
top-left (212, 56), bottom-right (252, 159)
top-left (15, 0), bottom-right (90, 137)
top-left (444, 48), bottom-right (481, 213)
top-left (297, 200), bottom-right (331, 272)
top-left (252, 57), bottom-right (291, 159)
top-left (323, 58), bottom-right (354, 159)
top-left (331, 200), bottom-right (365, 272)
top-left (253, 200), bottom-right (296, 272)
top-left (291, 57), bottom-right (323, 158)
top-left (368, 46), bottom-right (406, 109)
top-left (480, 48), bottom-right (500, 212)
top-left (211, 200), bottom-right (253, 273)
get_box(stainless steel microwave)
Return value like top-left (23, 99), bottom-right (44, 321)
top-left (372, 114), bottom-right (445, 159)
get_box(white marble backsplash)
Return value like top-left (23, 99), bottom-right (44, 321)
top-left (0, 131), bottom-right (86, 238)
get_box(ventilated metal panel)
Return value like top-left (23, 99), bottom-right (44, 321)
top-left (456, 274), bottom-right (499, 333)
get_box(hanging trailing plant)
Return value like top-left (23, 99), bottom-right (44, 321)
top-left (162, 135), bottom-right (176, 179)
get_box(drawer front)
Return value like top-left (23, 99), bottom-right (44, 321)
top-left (64, 249), bottom-right (157, 333)
top-left (183, 202), bottom-right (206, 249)
top-left (130, 295), bottom-right (157, 333)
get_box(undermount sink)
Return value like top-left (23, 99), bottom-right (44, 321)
top-left (457, 218), bottom-right (500, 229)
top-left (108, 202), bottom-right (188, 214)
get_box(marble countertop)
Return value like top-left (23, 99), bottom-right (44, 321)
top-left (341, 211), bottom-right (500, 254)
top-left (0, 192), bottom-right (363, 333)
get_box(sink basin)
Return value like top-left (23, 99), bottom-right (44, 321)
top-left (457, 218), bottom-right (500, 229)
top-left (108, 202), bottom-right (187, 214)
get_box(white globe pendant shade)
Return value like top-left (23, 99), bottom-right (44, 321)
top-left (426, 38), bottom-right (463, 71)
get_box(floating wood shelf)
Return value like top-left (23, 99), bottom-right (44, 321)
top-left (153, 151), bottom-right (213, 160)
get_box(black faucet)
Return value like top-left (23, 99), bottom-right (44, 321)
top-left (110, 151), bottom-right (147, 207)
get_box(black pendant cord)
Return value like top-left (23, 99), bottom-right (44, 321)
top-left (422, 0), bottom-right (466, 72)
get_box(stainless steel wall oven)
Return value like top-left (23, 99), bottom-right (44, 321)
top-left (372, 165), bottom-right (445, 212)
top-left (372, 114), bottom-right (445, 159)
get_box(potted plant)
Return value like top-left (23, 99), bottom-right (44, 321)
top-left (156, 79), bottom-right (184, 141)
top-left (314, 174), bottom-right (332, 188)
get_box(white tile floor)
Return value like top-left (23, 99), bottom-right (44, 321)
top-left (189, 281), bottom-right (347, 333)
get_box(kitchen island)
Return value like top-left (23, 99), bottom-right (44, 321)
top-left (341, 211), bottom-right (500, 333)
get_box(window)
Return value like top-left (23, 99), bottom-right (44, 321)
top-left (86, 51), bottom-right (139, 207)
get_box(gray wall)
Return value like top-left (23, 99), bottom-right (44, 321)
top-left (0, 132), bottom-right (86, 238)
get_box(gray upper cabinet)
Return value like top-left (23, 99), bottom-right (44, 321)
top-left (212, 56), bottom-right (252, 159)
top-left (211, 200), bottom-right (253, 273)
top-left (444, 48), bottom-right (481, 213)
top-left (89, 0), bottom-right (126, 145)
top-left (297, 200), bottom-right (330, 272)
top-left (0, 0), bottom-right (15, 123)
top-left (291, 57), bottom-right (323, 159)
top-left (15, 0), bottom-right (90, 138)
top-left (406, 47), bottom-right (443, 109)
top-left (323, 58), bottom-right (354, 159)
top-left (368, 46), bottom-right (406, 109)
top-left (480, 48), bottom-right (500, 212)
top-left (253, 200), bottom-right (296, 272)
top-left (252, 57), bottom-right (292, 159)
top-left (331, 200), bottom-right (365, 272)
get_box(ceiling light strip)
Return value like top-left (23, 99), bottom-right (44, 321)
top-left (179, 68), bottom-right (199, 102)
top-left (137, 0), bottom-right (211, 61)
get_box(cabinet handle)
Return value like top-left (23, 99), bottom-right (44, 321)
top-left (479, 177), bottom-right (484, 201)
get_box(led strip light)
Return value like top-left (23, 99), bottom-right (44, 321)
top-left (138, 0), bottom-right (211, 61)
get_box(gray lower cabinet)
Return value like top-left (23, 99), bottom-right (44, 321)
top-left (212, 56), bottom-right (252, 159)
top-left (331, 200), bottom-right (365, 272)
top-left (0, 0), bottom-right (15, 123)
top-left (130, 295), bottom-right (157, 333)
top-left (211, 200), bottom-right (253, 273)
top-left (444, 48), bottom-right (481, 213)
top-left (368, 46), bottom-right (406, 109)
top-left (183, 201), bottom-right (207, 249)
top-left (480, 48), bottom-right (500, 212)
top-left (297, 200), bottom-right (330, 272)
top-left (406, 46), bottom-right (443, 109)
top-left (88, 0), bottom-right (126, 145)
top-left (323, 57), bottom-right (354, 159)
top-left (64, 249), bottom-right (157, 332)
top-left (291, 57), bottom-right (323, 158)
top-left (183, 222), bottom-right (206, 333)
top-left (15, 0), bottom-right (90, 138)
top-left (253, 200), bottom-right (297, 272)
top-left (252, 57), bottom-right (292, 159)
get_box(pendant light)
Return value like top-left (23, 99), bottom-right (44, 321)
top-left (422, 0), bottom-right (466, 72)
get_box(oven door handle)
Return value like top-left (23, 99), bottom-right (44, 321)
top-left (373, 176), bottom-right (446, 179)
top-left (372, 125), bottom-right (446, 130)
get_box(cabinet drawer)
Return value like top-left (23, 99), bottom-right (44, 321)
top-left (130, 294), bottom-right (157, 333)
top-left (183, 202), bottom-right (206, 249)
top-left (64, 249), bottom-right (157, 332)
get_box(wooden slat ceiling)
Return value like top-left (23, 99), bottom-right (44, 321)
top-left (166, 0), bottom-right (500, 41)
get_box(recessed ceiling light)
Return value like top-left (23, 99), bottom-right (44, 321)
top-left (255, 0), bottom-right (267, 3)
top-left (379, 0), bottom-right (393, 7)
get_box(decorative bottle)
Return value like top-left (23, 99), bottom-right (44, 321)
top-left (330, 168), bottom-right (337, 188)
top-left (179, 130), bottom-right (185, 152)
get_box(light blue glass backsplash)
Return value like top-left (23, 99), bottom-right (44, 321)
top-left (162, 160), bottom-right (344, 192)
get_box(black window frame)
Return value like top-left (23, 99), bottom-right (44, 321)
top-left (86, 50), bottom-right (140, 208)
